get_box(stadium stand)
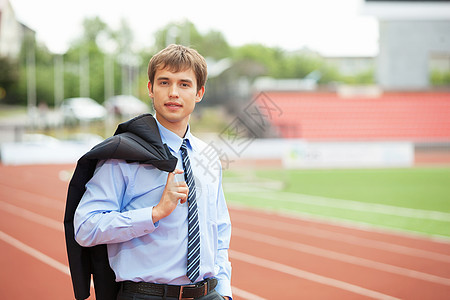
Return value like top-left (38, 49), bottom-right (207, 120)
top-left (258, 91), bottom-right (450, 141)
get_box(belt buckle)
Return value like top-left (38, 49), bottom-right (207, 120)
top-left (179, 281), bottom-right (208, 300)
top-left (179, 284), bottom-right (195, 300)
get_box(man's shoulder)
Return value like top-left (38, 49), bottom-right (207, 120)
top-left (191, 135), bottom-right (215, 154)
top-left (190, 134), bottom-right (207, 149)
top-left (191, 135), bottom-right (223, 164)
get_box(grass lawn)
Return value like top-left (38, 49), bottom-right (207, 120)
top-left (223, 167), bottom-right (450, 238)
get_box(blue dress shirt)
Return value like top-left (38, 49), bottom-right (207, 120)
top-left (74, 120), bottom-right (232, 298)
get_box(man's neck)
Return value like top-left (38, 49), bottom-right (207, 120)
top-left (155, 114), bottom-right (188, 138)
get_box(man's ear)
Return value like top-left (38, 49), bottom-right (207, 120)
top-left (147, 81), bottom-right (153, 98)
top-left (195, 86), bottom-right (205, 103)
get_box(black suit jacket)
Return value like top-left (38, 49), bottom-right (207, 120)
top-left (64, 114), bottom-right (177, 300)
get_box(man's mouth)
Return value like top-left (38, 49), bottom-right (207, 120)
top-left (165, 102), bottom-right (182, 108)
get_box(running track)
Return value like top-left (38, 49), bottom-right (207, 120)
top-left (1, 164), bottom-right (449, 299)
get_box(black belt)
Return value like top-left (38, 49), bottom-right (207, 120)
top-left (121, 278), bottom-right (218, 300)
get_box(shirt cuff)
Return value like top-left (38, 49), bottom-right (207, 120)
top-left (215, 278), bottom-right (232, 299)
top-left (127, 206), bottom-right (157, 237)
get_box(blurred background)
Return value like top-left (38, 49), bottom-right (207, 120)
top-left (1, 0), bottom-right (450, 235)
top-left (1, 0), bottom-right (450, 298)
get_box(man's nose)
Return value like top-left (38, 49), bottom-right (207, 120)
top-left (169, 85), bottom-right (179, 98)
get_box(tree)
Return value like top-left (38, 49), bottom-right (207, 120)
top-left (153, 20), bottom-right (231, 59)
top-left (6, 16), bottom-right (373, 109)
top-left (8, 32), bottom-right (56, 106)
top-left (195, 30), bottom-right (232, 59)
top-left (0, 56), bottom-right (19, 104)
top-left (232, 44), bottom-right (344, 83)
top-left (63, 16), bottom-right (120, 103)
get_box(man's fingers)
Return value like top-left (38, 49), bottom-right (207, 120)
top-left (170, 186), bottom-right (188, 202)
top-left (172, 191), bottom-right (188, 204)
top-left (165, 169), bottom-right (189, 205)
top-left (173, 182), bottom-right (188, 188)
top-left (176, 186), bottom-right (189, 193)
top-left (177, 190), bottom-right (188, 203)
top-left (173, 169), bottom-right (184, 175)
top-left (166, 171), bottom-right (175, 182)
top-left (167, 169), bottom-right (183, 181)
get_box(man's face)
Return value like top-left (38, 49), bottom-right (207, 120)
top-left (148, 67), bottom-right (204, 133)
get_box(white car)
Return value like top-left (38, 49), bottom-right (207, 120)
top-left (104, 95), bottom-right (149, 118)
top-left (61, 97), bottom-right (107, 124)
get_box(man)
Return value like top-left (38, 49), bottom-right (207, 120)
top-left (73, 44), bottom-right (232, 300)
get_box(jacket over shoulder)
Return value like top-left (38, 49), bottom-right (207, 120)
top-left (63, 114), bottom-right (177, 300)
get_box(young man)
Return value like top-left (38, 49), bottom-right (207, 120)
top-left (73, 44), bottom-right (232, 300)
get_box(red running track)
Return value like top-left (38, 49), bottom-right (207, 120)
top-left (1, 164), bottom-right (449, 299)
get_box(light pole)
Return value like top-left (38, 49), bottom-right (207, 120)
top-left (26, 39), bottom-right (36, 129)
top-left (96, 33), bottom-right (118, 135)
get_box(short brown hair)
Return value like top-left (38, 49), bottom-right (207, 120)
top-left (148, 44), bottom-right (208, 92)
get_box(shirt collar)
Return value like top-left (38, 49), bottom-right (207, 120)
top-left (155, 119), bottom-right (198, 153)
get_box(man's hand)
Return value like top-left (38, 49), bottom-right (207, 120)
top-left (152, 169), bottom-right (188, 223)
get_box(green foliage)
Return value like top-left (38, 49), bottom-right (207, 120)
top-left (7, 16), bottom-right (375, 106)
top-left (0, 56), bottom-right (19, 103)
top-left (89, 51), bottom-right (106, 102)
top-left (82, 17), bottom-right (108, 43)
top-left (198, 30), bottom-right (232, 59)
top-left (430, 69), bottom-right (450, 86)
top-left (338, 68), bottom-right (375, 85)
top-left (13, 41), bottom-right (56, 106)
top-left (283, 54), bottom-right (322, 79)
top-left (233, 44), bottom-right (281, 76)
top-left (153, 20), bottom-right (232, 60)
top-left (231, 44), bottom-right (349, 83)
top-left (35, 63), bottom-right (55, 105)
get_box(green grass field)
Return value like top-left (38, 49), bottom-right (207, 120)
top-left (223, 167), bottom-right (450, 239)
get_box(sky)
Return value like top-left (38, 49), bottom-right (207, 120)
top-left (10, 0), bottom-right (379, 57)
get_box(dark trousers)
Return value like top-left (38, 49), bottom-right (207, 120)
top-left (117, 289), bottom-right (224, 300)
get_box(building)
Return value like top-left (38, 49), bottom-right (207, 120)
top-left (363, 0), bottom-right (450, 90)
top-left (0, 0), bottom-right (34, 59)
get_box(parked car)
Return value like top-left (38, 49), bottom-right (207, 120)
top-left (104, 95), bottom-right (149, 118)
top-left (60, 97), bottom-right (106, 124)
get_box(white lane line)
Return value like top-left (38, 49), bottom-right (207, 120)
top-left (0, 183), bottom-right (65, 210)
top-left (0, 230), bottom-right (70, 275)
top-left (228, 191), bottom-right (450, 222)
top-left (229, 201), bottom-right (450, 243)
top-left (5, 193), bottom-right (449, 285)
top-left (0, 202), bottom-right (260, 300)
top-left (4, 191), bottom-right (448, 285)
top-left (231, 213), bottom-right (450, 263)
top-left (232, 286), bottom-right (267, 300)
top-left (0, 201), bottom-right (63, 232)
top-left (233, 228), bottom-right (450, 286)
top-left (230, 250), bottom-right (400, 300)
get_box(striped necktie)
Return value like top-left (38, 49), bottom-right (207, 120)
top-left (180, 139), bottom-right (200, 282)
